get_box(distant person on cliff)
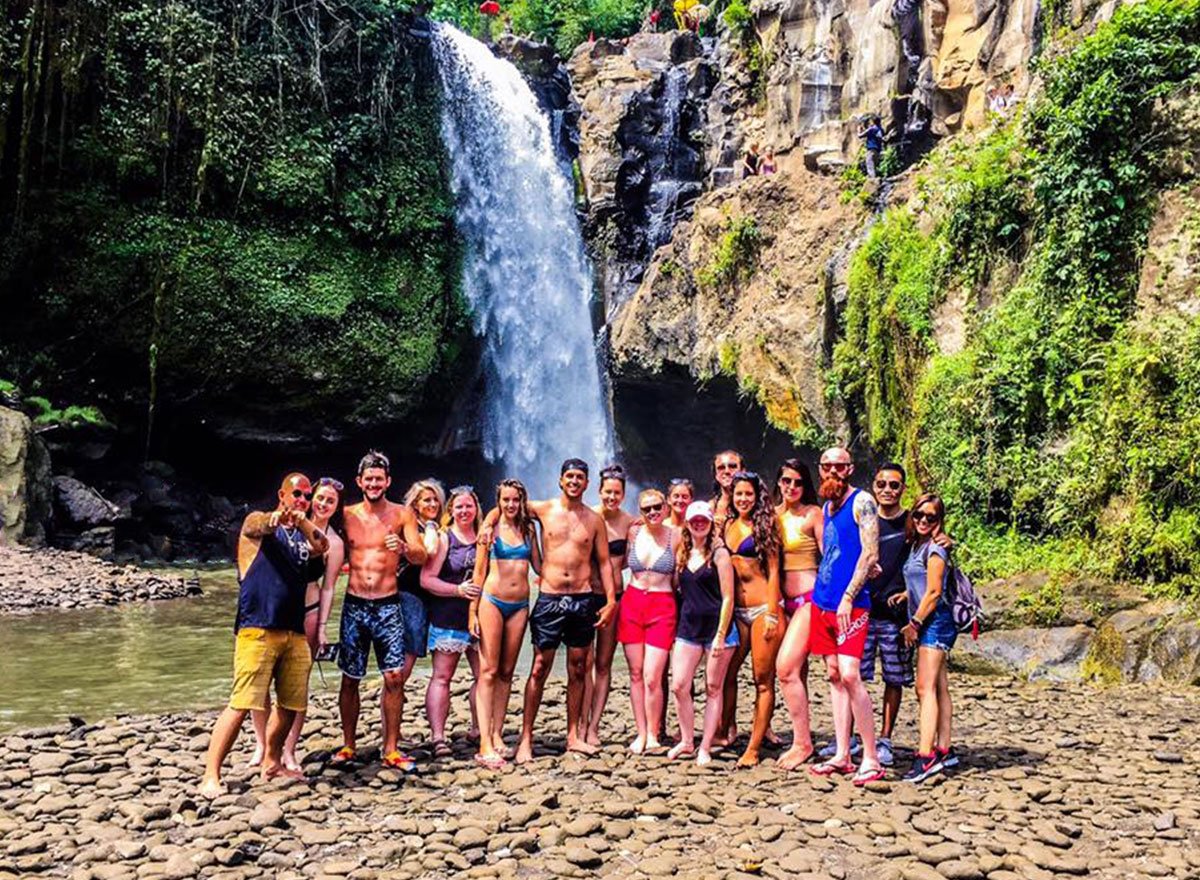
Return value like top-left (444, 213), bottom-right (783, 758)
top-left (710, 449), bottom-right (745, 528)
top-left (332, 451), bottom-right (428, 772)
top-left (901, 493), bottom-right (960, 782)
top-left (858, 116), bottom-right (884, 178)
top-left (742, 143), bottom-right (761, 178)
top-left (480, 458), bottom-right (618, 763)
top-left (420, 485), bottom-right (483, 758)
top-left (807, 447), bottom-right (884, 786)
top-left (199, 473), bottom-right (328, 799)
top-left (469, 479), bottom-right (540, 768)
top-left (581, 465), bottom-right (634, 747)
top-left (759, 149), bottom-right (778, 175)
top-left (248, 476), bottom-right (346, 773)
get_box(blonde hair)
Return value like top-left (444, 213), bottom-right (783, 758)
top-left (403, 478), bottom-right (446, 523)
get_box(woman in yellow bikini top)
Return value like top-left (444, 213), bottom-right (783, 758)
top-left (773, 458), bottom-right (824, 770)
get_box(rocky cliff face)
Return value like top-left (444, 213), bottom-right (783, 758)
top-left (568, 32), bottom-right (719, 311)
top-left (0, 408), bottom-right (51, 546)
top-left (751, 0), bottom-right (1041, 169)
top-left (611, 170), bottom-right (860, 441)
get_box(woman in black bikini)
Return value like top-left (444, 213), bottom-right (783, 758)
top-left (582, 465), bottom-right (634, 746)
top-left (719, 472), bottom-right (783, 767)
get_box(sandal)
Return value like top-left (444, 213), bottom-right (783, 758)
top-left (330, 746), bottom-right (357, 764)
top-left (381, 750), bottom-right (417, 773)
top-left (809, 759), bottom-right (855, 777)
top-left (852, 765), bottom-right (887, 787)
top-left (432, 740), bottom-right (453, 759)
top-left (474, 753), bottom-right (507, 770)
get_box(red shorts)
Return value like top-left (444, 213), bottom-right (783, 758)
top-left (617, 586), bottom-right (677, 650)
top-left (808, 604), bottom-right (870, 658)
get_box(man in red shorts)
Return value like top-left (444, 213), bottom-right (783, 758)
top-left (808, 447), bottom-right (883, 785)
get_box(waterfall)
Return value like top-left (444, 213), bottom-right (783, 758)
top-left (431, 24), bottom-right (614, 498)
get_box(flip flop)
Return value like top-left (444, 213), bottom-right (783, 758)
top-left (330, 746), bottom-right (357, 765)
top-left (381, 750), bottom-right (417, 773)
top-left (852, 765), bottom-right (887, 787)
top-left (474, 753), bottom-right (507, 770)
top-left (809, 759), bottom-right (855, 777)
top-left (432, 740), bottom-right (453, 759)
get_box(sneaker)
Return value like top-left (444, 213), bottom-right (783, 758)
top-left (938, 745), bottom-right (959, 769)
top-left (817, 735), bottom-right (863, 760)
top-left (902, 752), bottom-right (944, 783)
top-left (877, 737), bottom-right (894, 767)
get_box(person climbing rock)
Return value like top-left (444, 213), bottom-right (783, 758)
top-left (858, 116), bottom-right (884, 178)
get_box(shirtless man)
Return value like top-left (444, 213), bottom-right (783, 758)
top-left (485, 459), bottom-right (618, 763)
top-left (334, 450), bottom-right (427, 771)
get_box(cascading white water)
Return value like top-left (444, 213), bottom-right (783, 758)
top-left (431, 24), bottom-right (614, 497)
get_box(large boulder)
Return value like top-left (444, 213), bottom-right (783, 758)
top-left (0, 407), bottom-right (52, 545)
top-left (957, 625), bottom-right (1095, 681)
top-left (51, 475), bottom-right (121, 558)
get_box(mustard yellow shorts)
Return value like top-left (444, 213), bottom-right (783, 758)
top-left (229, 628), bottom-right (312, 712)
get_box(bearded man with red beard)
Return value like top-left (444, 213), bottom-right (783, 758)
top-left (807, 447), bottom-right (885, 786)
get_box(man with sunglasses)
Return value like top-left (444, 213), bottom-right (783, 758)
top-left (483, 458), bottom-right (618, 763)
top-left (808, 447), bottom-right (884, 785)
top-left (335, 450), bottom-right (429, 772)
top-left (200, 473), bottom-right (329, 798)
top-left (710, 450), bottom-right (744, 528)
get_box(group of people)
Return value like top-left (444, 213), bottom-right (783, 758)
top-left (199, 446), bottom-right (964, 796)
top-left (741, 142), bottom-right (777, 178)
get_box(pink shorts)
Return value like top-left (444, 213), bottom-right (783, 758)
top-left (808, 604), bottom-right (869, 658)
top-left (617, 586), bottom-right (677, 650)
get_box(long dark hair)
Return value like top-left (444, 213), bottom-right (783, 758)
top-left (496, 478), bottom-right (536, 542)
top-left (774, 458), bottom-right (818, 506)
top-left (905, 493), bottom-right (946, 546)
top-left (728, 472), bottom-right (781, 571)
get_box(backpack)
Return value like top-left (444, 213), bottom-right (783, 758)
top-left (923, 544), bottom-right (984, 638)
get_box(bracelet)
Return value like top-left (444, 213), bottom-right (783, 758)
top-left (764, 613), bottom-right (779, 624)
top-left (910, 617), bottom-right (925, 629)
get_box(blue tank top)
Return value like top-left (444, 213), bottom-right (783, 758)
top-left (813, 489), bottom-right (869, 612)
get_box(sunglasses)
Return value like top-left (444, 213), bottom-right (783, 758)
top-left (317, 477), bottom-right (344, 492)
top-left (875, 479), bottom-right (902, 490)
top-left (912, 510), bottom-right (941, 524)
top-left (450, 484), bottom-right (475, 495)
top-left (819, 462), bottom-right (851, 473)
top-left (732, 470), bottom-right (759, 482)
top-left (291, 489), bottom-right (313, 501)
top-left (640, 502), bottom-right (665, 514)
top-left (779, 476), bottom-right (803, 487)
top-left (669, 478), bottom-right (693, 487)
top-left (715, 461), bottom-right (741, 471)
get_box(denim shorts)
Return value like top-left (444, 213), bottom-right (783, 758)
top-left (919, 603), bottom-right (959, 652)
top-left (860, 617), bottom-right (913, 686)
top-left (400, 591), bottom-right (429, 659)
top-left (428, 625), bottom-right (473, 654)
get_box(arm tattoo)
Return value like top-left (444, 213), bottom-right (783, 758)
top-left (844, 492), bottom-right (880, 602)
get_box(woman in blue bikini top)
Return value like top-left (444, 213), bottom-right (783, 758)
top-left (469, 479), bottom-right (542, 768)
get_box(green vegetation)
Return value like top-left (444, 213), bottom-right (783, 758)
top-left (0, 0), bottom-right (467, 442)
top-left (696, 214), bottom-right (763, 292)
top-left (721, 0), bottom-right (767, 104)
top-left (434, 0), bottom-right (650, 56)
top-left (830, 0), bottom-right (1200, 594)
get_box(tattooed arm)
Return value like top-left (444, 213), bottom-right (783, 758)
top-left (841, 491), bottom-right (880, 607)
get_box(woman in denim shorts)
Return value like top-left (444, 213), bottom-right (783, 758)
top-left (900, 493), bottom-right (957, 783)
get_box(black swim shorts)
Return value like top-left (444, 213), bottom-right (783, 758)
top-left (529, 592), bottom-right (600, 650)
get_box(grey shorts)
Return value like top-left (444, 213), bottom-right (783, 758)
top-left (860, 617), bottom-right (913, 687)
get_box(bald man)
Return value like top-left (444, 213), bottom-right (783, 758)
top-left (808, 447), bottom-right (883, 785)
top-left (200, 473), bottom-right (329, 798)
